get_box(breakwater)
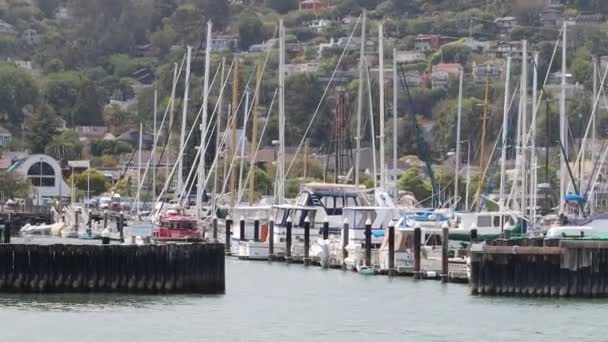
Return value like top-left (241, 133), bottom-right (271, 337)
top-left (0, 243), bottom-right (225, 294)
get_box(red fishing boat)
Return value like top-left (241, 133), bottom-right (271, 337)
top-left (152, 207), bottom-right (202, 241)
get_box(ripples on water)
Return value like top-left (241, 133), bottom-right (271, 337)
top-left (1, 259), bottom-right (608, 342)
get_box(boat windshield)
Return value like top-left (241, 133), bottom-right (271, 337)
top-left (160, 220), bottom-right (197, 230)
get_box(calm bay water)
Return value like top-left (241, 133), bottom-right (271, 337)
top-left (0, 259), bottom-right (606, 342)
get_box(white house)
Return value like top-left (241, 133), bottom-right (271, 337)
top-left (0, 126), bottom-right (11, 147)
top-left (8, 154), bottom-right (71, 203)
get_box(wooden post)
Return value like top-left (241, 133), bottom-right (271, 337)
top-left (285, 216), bottom-right (292, 262)
top-left (225, 216), bottom-right (232, 255)
top-left (388, 220), bottom-right (395, 276)
top-left (212, 216), bottom-right (218, 242)
top-left (103, 210), bottom-right (108, 229)
top-left (74, 209), bottom-right (80, 232)
top-left (322, 219), bottom-right (329, 240)
top-left (119, 212), bottom-right (124, 242)
top-left (253, 218), bottom-right (260, 242)
top-left (470, 228), bottom-right (478, 243)
top-left (414, 227), bottom-right (421, 279)
top-left (3, 217), bottom-right (10, 244)
top-left (87, 210), bottom-right (92, 234)
top-left (364, 218), bottom-right (372, 267)
top-left (239, 216), bottom-right (246, 242)
top-left (441, 226), bottom-right (449, 283)
top-left (342, 218), bottom-right (349, 269)
top-left (303, 216), bottom-right (311, 266)
top-left (268, 218), bottom-right (275, 261)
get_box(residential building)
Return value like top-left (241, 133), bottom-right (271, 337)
top-left (0, 126), bottom-right (11, 147)
top-left (431, 70), bottom-right (449, 88)
top-left (574, 14), bottom-right (604, 26)
top-left (432, 63), bottom-right (462, 77)
top-left (0, 20), bottom-right (16, 35)
top-left (461, 37), bottom-right (490, 52)
top-left (21, 29), bottom-right (40, 45)
top-left (488, 41), bottom-right (522, 59)
top-left (298, 0), bottom-right (328, 13)
top-left (394, 51), bottom-right (425, 64)
top-left (284, 63), bottom-right (320, 77)
top-left (306, 19), bottom-right (333, 32)
top-left (116, 128), bottom-right (154, 148)
top-left (494, 17), bottom-right (518, 38)
top-left (210, 36), bottom-right (239, 52)
top-left (472, 61), bottom-right (504, 82)
top-left (67, 160), bottom-right (90, 175)
top-left (414, 34), bottom-right (455, 52)
top-left (75, 126), bottom-right (108, 142)
top-left (8, 154), bottom-right (72, 203)
top-left (540, 6), bottom-right (563, 28)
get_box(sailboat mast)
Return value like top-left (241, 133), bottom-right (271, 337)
top-left (214, 57), bottom-right (225, 206)
top-left (530, 52), bottom-right (539, 225)
top-left (454, 68), bottom-right (463, 209)
top-left (278, 19), bottom-right (285, 204)
top-left (559, 21), bottom-right (567, 214)
top-left (249, 62), bottom-right (261, 205)
top-left (153, 88), bottom-right (157, 200)
top-left (168, 63), bottom-right (178, 192)
top-left (238, 88), bottom-right (250, 200)
top-left (198, 21), bottom-right (212, 220)
top-left (378, 23), bottom-right (385, 190)
top-left (499, 56), bottom-right (512, 209)
top-left (521, 39), bottom-right (528, 216)
top-left (230, 58), bottom-right (239, 207)
top-left (178, 46), bottom-right (192, 198)
top-left (355, 10), bottom-right (366, 188)
top-left (137, 122), bottom-right (143, 212)
top-left (392, 48), bottom-right (398, 199)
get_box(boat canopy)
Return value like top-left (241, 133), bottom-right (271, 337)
top-left (564, 193), bottom-right (586, 203)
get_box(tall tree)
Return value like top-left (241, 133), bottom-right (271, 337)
top-left (0, 63), bottom-right (39, 129)
top-left (45, 129), bottom-right (83, 162)
top-left (238, 12), bottom-right (265, 50)
top-left (25, 105), bottom-right (60, 154)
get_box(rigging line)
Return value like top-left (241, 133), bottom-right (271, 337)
top-left (236, 89), bottom-right (278, 204)
top-left (273, 14), bottom-right (362, 202)
top-left (184, 28), bottom-right (278, 205)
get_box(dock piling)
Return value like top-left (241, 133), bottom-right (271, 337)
top-left (322, 219), bottom-right (329, 240)
top-left (303, 216), bottom-right (311, 266)
top-left (364, 218), bottom-right (372, 267)
top-left (441, 226), bottom-right (449, 283)
top-left (268, 219), bottom-right (274, 261)
top-left (103, 210), bottom-right (108, 229)
top-left (2, 217), bottom-right (10, 244)
top-left (253, 218), bottom-right (259, 242)
top-left (285, 216), bottom-right (293, 262)
top-left (119, 212), bottom-right (124, 242)
top-left (342, 218), bottom-right (349, 269)
top-left (225, 216), bottom-right (232, 255)
top-left (414, 227), bottom-right (421, 279)
top-left (212, 216), bottom-right (218, 242)
top-left (388, 220), bottom-right (395, 276)
top-left (239, 217), bottom-right (246, 242)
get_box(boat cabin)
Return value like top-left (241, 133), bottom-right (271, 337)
top-left (295, 183), bottom-right (369, 227)
top-left (455, 211), bottom-right (517, 234)
top-left (152, 208), bottom-right (200, 240)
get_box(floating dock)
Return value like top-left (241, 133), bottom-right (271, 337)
top-left (0, 243), bottom-right (225, 294)
top-left (470, 237), bottom-right (608, 297)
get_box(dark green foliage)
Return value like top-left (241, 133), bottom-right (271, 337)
top-left (265, 0), bottom-right (298, 14)
top-left (25, 105), bottom-right (60, 154)
top-left (90, 140), bottom-right (133, 156)
top-left (0, 63), bottom-right (38, 128)
top-left (239, 12), bottom-right (265, 50)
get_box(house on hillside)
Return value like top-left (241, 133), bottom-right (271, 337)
top-left (487, 41), bottom-right (522, 59)
top-left (21, 29), bottom-right (40, 45)
top-left (494, 17), bottom-right (518, 38)
top-left (0, 20), bottom-right (16, 35)
top-left (284, 63), bottom-right (320, 77)
top-left (540, 6), bottom-right (563, 28)
top-left (75, 126), bottom-right (108, 143)
top-left (394, 51), bottom-right (425, 64)
top-left (432, 63), bottom-right (462, 76)
top-left (211, 36), bottom-right (239, 52)
top-left (298, 0), bottom-right (328, 13)
top-left (0, 126), bottom-right (11, 147)
top-left (473, 61), bottom-right (504, 82)
top-left (431, 71), bottom-right (449, 88)
top-left (414, 34), bottom-right (455, 52)
top-left (306, 19), bottom-right (333, 32)
top-left (116, 128), bottom-right (153, 148)
top-left (574, 14), bottom-right (604, 26)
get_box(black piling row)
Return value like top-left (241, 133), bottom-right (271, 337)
top-left (0, 243), bottom-right (225, 294)
top-left (471, 238), bottom-right (608, 297)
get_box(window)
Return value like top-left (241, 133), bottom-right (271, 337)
top-left (477, 216), bottom-right (492, 228)
top-left (320, 196), bottom-right (333, 209)
top-left (27, 161), bottom-right (56, 187)
top-left (346, 196), bottom-right (357, 207)
top-left (493, 216), bottom-right (501, 228)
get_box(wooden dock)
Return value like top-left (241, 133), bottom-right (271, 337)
top-left (0, 243), bottom-right (225, 294)
top-left (470, 237), bottom-right (608, 297)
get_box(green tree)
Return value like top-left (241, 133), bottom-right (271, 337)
top-left (196, 0), bottom-right (230, 29)
top-left (25, 105), bottom-right (60, 154)
top-left (45, 130), bottom-right (83, 162)
top-left (70, 169), bottom-right (109, 196)
top-left (44, 71), bottom-right (83, 124)
top-left (103, 104), bottom-right (134, 135)
top-left (265, 0), bottom-right (298, 14)
top-left (239, 12), bottom-right (265, 50)
top-left (398, 168), bottom-right (431, 204)
top-left (0, 63), bottom-right (39, 128)
top-left (72, 79), bottom-right (104, 126)
top-left (0, 172), bottom-right (32, 199)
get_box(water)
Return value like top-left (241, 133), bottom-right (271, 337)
top-left (1, 259), bottom-right (606, 342)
